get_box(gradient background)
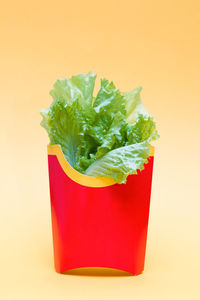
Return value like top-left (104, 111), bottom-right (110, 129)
top-left (1, 0), bottom-right (200, 299)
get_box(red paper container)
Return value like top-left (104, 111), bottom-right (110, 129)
top-left (47, 145), bottom-right (155, 275)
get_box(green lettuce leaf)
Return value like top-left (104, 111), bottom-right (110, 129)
top-left (95, 111), bottom-right (127, 158)
top-left (93, 78), bottom-right (126, 115)
top-left (40, 99), bottom-right (95, 168)
top-left (126, 114), bottom-right (160, 144)
top-left (40, 72), bottom-right (159, 184)
top-left (85, 142), bottom-right (150, 183)
top-left (123, 87), bottom-right (148, 124)
top-left (50, 72), bottom-right (96, 107)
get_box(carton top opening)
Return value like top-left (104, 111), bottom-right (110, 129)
top-left (47, 144), bottom-right (154, 188)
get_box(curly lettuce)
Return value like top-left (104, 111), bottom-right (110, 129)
top-left (40, 72), bottom-right (159, 183)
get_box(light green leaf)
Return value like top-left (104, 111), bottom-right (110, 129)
top-left (96, 111), bottom-right (127, 158)
top-left (40, 99), bottom-right (93, 167)
top-left (41, 72), bottom-right (159, 184)
top-left (93, 78), bottom-right (126, 115)
top-left (126, 114), bottom-right (160, 144)
top-left (123, 87), bottom-right (148, 124)
top-left (50, 72), bottom-right (96, 107)
top-left (85, 142), bottom-right (150, 184)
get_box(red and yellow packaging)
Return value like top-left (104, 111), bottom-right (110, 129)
top-left (48, 145), bottom-right (154, 275)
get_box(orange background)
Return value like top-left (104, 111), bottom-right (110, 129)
top-left (1, 0), bottom-right (200, 299)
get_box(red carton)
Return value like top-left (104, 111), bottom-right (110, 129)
top-left (48, 145), bottom-right (154, 275)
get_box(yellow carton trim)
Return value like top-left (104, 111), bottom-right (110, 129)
top-left (47, 144), bottom-right (154, 188)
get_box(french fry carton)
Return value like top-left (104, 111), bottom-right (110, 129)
top-left (47, 144), bottom-right (154, 275)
